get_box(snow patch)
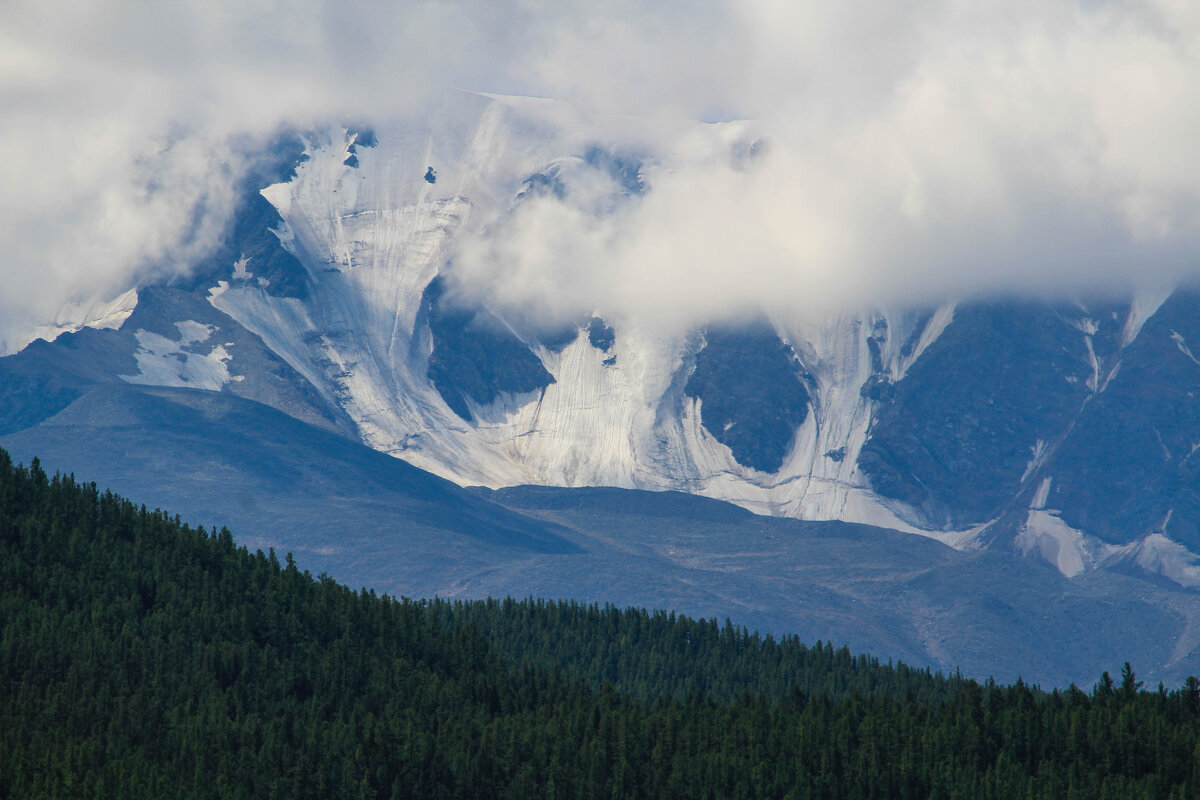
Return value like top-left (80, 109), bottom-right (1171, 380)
top-left (895, 302), bottom-right (956, 381)
top-left (1098, 359), bottom-right (1122, 393)
top-left (1016, 509), bottom-right (1200, 588)
top-left (1082, 333), bottom-right (1100, 392)
top-left (119, 321), bottom-right (240, 390)
top-left (1030, 476), bottom-right (1053, 509)
top-left (3, 288), bottom-right (139, 356)
top-left (1120, 286), bottom-right (1171, 347)
top-left (1021, 442), bottom-right (1049, 483)
top-left (232, 254), bottom-right (253, 280)
top-left (1017, 509), bottom-right (1089, 578)
top-left (1122, 533), bottom-right (1200, 589)
top-left (1171, 331), bottom-right (1200, 367)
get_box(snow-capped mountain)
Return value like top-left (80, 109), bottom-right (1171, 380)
top-left (184, 92), bottom-right (960, 529)
top-left (7, 90), bottom-right (1200, 596)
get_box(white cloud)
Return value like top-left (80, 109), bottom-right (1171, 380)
top-left (455, 0), bottom-right (1200, 329)
top-left (2, 0), bottom-right (1199, 347)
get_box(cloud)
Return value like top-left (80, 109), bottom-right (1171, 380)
top-left (3, 0), bottom-right (1200, 347)
top-left (454, 0), bottom-right (1200, 329)
top-left (0, 0), bottom-right (532, 350)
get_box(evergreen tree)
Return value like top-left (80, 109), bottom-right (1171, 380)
top-left (2, 446), bottom-right (1200, 799)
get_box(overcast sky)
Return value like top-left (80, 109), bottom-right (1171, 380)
top-left (3, 0), bottom-right (1199, 342)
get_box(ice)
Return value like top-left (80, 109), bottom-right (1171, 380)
top-left (199, 93), bottom-right (987, 547)
top-left (1016, 503), bottom-right (1200, 587)
top-left (895, 302), bottom-right (955, 381)
top-left (1126, 533), bottom-right (1200, 589)
top-left (1022, 444), bottom-right (1050, 484)
top-left (1017, 509), bottom-right (1089, 578)
top-left (231, 254), bottom-right (253, 280)
top-left (1171, 331), bottom-right (1200, 367)
top-left (2, 288), bottom-right (139, 356)
top-left (1121, 286), bottom-right (1172, 347)
top-left (1031, 476), bottom-right (1053, 509)
top-left (15, 88), bottom-right (1200, 581)
top-left (1083, 333), bottom-right (1100, 391)
top-left (119, 321), bottom-right (240, 390)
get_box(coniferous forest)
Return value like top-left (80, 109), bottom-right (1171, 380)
top-left (4, 448), bottom-right (1200, 799)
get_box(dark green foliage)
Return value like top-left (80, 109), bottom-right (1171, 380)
top-left (432, 597), bottom-right (964, 706)
top-left (4, 448), bottom-right (1200, 799)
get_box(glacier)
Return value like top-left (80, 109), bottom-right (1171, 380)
top-left (15, 90), bottom-right (1200, 589)
top-left (1, 287), bottom-right (138, 357)
top-left (200, 91), bottom-right (974, 540)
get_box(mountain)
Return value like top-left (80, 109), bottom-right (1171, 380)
top-left (5, 90), bottom-right (1200, 683)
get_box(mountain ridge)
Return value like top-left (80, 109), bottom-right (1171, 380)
top-left (6, 92), bottom-right (1200, 683)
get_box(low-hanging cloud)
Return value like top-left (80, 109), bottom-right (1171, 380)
top-left (3, 0), bottom-right (1200, 347)
top-left (454, 0), bottom-right (1200, 330)
top-left (0, 0), bottom-right (529, 350)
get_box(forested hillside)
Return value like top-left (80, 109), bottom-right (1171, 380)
top-left (3, 448), bottom-right (1200, 799)
top-left (431, 597), bottom-right (967, 706)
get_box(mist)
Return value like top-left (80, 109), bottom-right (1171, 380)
top-left (3, 0), bottom-right (1199, 347)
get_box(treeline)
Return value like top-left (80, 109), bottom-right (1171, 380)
top-left (2, 449), bottom-right (1200, 799)
top-left (427, 596), bottom-right (969, 705)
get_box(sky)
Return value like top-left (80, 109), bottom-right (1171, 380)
top-left (2, 0), bottom-right (1200, 344)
